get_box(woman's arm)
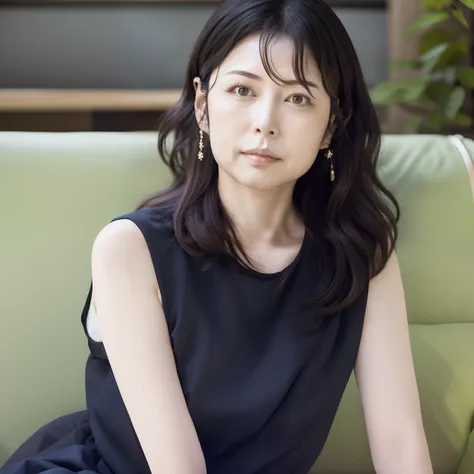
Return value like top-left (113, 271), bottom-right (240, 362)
top-left (355, 252), bottom-right (433, 474)
top-left (91, 219), bottom-right (206, 474)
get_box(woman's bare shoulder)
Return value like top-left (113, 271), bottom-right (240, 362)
top-left (91, 218), bottom-right (161, 306)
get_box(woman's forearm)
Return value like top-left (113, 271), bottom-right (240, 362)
top-left (374, 433), bottom-right (433, 474)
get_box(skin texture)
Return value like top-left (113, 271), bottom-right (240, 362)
top-left (91, 33), bottom-right (432, 474)
top-left (355, 253), bottom-right (433, 473)
top-left (193, 33), bottom-right (332, 271)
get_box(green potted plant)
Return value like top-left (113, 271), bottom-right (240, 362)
top-left (370, 0), bottom-right (474, 133)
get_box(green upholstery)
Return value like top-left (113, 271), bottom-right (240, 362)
top-left (0, 132), bottom-right (473, 473)
top-left (458, 431), bottom-right (474, 474)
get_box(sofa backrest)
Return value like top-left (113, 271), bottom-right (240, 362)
top-left (1, 132), bottom-right (473, 472)
top-left (380, 135), bottom-right (474, 325)
top-left (313, 134), bottom-right (474, 474)
top-left (0, 132), bottom-right (171, 462)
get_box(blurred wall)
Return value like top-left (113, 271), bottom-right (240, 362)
top-left (0, 5), bottom-right (387, 89)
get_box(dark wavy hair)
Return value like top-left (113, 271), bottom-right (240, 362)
top-left (138, 0), bottom-right (400, 317)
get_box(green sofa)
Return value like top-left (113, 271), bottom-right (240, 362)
top-left (0, 132), bottom-right (473, 474)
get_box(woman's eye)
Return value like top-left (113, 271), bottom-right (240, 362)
top-left (234, 86), bottom-right (252, 96)
top-left (228, 84), bottom-right (310, 106)
top-left (290, 95), bottom-right (309, 106)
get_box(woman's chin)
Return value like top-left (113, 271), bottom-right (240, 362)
top-left (231, 172), bottom-right (290, 192)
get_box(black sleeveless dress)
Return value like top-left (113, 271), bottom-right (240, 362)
top-left (1, 206), bottom-right (368, 474)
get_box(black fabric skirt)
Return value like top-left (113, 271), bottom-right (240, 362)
top-left (1, 411), bottom-right (110, 474)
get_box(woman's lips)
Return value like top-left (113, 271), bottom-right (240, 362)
top-left (242, 153), bottom-right (279, 165)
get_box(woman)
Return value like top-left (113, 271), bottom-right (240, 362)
top-left (2, 0), bottom-right (433, 473)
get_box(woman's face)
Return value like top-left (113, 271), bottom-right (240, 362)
top-left (194, 33), bottom-right (333, 191)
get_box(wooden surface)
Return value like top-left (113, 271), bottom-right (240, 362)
top-left (0, 89), bottom-right (181, 112)
top-left (0, 112), bottom-right (93, 131)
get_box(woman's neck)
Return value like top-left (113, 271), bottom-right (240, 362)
top-left (217, 173), bottom-right (304, 247)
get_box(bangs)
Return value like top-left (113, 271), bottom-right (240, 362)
top-left (258, 26), bottom-right (318, 98)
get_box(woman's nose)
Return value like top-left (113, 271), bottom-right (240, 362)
top-left (252, 100), bottom-right (280, 137)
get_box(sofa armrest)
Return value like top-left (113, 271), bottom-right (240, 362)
top-left (457, 430), bottom-right (474, 474)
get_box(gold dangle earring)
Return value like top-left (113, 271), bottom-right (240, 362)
top-left (326, 149), bottom-right (335, 182)
top-left (198, 129), bottom-right (204, 161)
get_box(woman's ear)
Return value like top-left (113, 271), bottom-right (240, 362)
top-left (193, 77), bottom-right (210, 134)
top-left (320, 134), bottom-right (332, 150)
top-left (320, 115), bottom-right (336, 150)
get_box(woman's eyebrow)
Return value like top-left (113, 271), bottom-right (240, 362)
top-left (225, 70), bottom-right (320, 90)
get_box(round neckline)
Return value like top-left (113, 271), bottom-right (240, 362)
top-left (235, 230), bottom-right (309, 281)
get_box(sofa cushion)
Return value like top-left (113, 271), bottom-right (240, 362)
top-left (311, 323), bottom-right (474, 474)
top-left (1, 132), bottom-right (473, 473)
top-left (378, 135), bottom-right (474, 326)
top-left (0, 132), bottom-right (170, 460)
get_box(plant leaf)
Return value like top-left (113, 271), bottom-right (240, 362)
top-left (443, 67), bottom-right (458, 85)
top-left (419, 28), bottom-right (454, 55)
top-left (399, 78), bottom-right (430, 101)
top-left (370, 82), bottom-right (405, 105)
top-left (422, 0), bottom-right (453, 10)
top-left (424, 81), bottom-right (452, 103)
top-left (427, 113), bottom-right (448, 131)
top-left (429, 67), bottom-right (457, 84)
top-left (412, 94), bottom-right (437, 110)
top-left (438, 43), bottom-right (469, 69)
top-left (421, 42), bottom-right (468, 71)
top-left (390, 59), bottom-right (422, 70)
top-left (445, 87), bottom-right (466, 119)
top-left (410, 12), bottom-right (450, 33)
top-left (420, 43), bottom-right (450, 70)
top-left (449, 112), bottom-right (474, 127)
top-left (457, 66), bottom-right (474, 88)
top-left (452, 7), bottom-right (469, 27)
top-left (459, 0), bottom-right (474, 9)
